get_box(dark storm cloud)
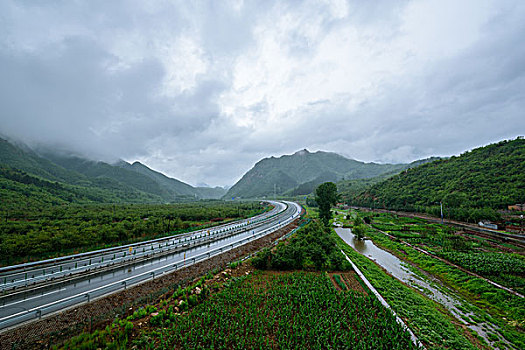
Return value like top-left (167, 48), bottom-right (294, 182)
top-left (0, 0), bottom-right (524, 186)
top-left (1, 36), bottom-right (164, 159)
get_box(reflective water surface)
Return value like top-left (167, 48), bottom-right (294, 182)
top-left (335, 227), bottom-right (513, 349)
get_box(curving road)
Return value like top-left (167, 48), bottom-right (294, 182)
top-left (0, 202), bottom-right (286, 293)
top-left (0, 200), bottom-right (301, 332)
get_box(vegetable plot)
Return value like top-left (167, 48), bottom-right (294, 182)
top-left (437, 251), bottom-right (525, 276)
top-left (140, 271), bottom-right (418, 349)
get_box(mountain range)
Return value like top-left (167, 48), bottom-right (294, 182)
top-left (4, 136), bottom-right (521, 211)
top-left (0, 138), bottom-right (226, 210)
top-left (224, 149), bottom-right (414, 198)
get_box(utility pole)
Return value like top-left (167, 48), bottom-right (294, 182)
top-left (440, 201), bottom-right (443, 224)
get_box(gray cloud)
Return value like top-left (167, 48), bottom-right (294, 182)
top-left (1, 0), bottom-right (524, 186)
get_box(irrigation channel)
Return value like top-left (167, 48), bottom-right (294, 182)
top-left (335, 227), bottom-right (515, 349)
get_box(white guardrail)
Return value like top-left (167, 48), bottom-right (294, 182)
top-left (0, 203), bottom-right (285, 291)
top-left (1, 215), bottom-right (275, 292)
top-left (0, 202), bottom-right (300, 331)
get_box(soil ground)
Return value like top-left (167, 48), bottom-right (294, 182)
top-left (328, 272), bottom-right (368, 294)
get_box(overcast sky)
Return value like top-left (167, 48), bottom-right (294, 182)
top-left (1, 0), bottom-right (524, 187)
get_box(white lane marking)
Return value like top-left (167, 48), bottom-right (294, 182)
top-left (1, 288), bottom-right (65, 308)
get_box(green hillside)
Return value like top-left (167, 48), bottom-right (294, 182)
top-left (352, 138), bottom-right (525, 221)
top-left (0, 138), bottom-right (221, 205)
top-left (0, 166), bottom-right (163, 216)
top-left (285, 171), bottom-right (338, 196)
top-left (120, 161), bottom-right (196, 197)
top-left (118, 161), bottom-right (224, 199)
top-left (43, 154), bottom-right (170, 198)
top-left (0, 139), bottom-right (88, 185)
top-left (338, 158), bottom-right (441, 201)
top-left (225, 149), bottom-right (408, 198)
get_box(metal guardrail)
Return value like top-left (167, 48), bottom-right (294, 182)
top-left (0, 203), bottom-right (282, 275)
top-left (0, 202), bottom-right (300, 331)
top-left (0, 214), bottom-right (280, 293)
top-left (0, 203), bottom-right (287, 291)
top-left (0, 223), bottom-right (278, 301)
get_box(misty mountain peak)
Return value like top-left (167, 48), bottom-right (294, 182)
top-left (225, 149), bottom-right (411, 198)
top-left (130, 161), bottom-right (148, 167)
top-left (294, 149), bottom-right (310, 156)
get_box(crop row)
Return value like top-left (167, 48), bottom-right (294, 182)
top-left (437, 251), bottom-right (525, 275)
top-left (369, 213), bottom-right (525, 278)
top-left (138, 271), bottom-right (417, 349)
top-left (352, 220), bottom-right (525, 348)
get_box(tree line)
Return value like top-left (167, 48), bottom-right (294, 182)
top-left (0, 201), bottom-right (263, 265)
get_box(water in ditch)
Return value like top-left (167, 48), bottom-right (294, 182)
top-left (335, 227), bottom-right (514, 349)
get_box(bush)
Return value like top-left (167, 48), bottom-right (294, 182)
top-left (188, 294), bottom-right (199, 307)
top-left (251, 248), bottom-right (272, 269)
top-left (251, 221), bottom-right (351, 271)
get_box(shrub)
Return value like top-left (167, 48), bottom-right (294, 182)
top-left (251, 220), bottom-right (350, 271)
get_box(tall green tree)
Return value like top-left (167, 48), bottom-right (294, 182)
top-left (315, 182), bottom-right (339, 226)
top-left (353, 224), bottom-right (366, 240)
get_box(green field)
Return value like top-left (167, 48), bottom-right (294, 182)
top-left (368, 212), bottom-right (525, 295)
top-left (60, 270), bottom-right (417, 350)
top-left (335, 209), bottom-right (525, 349)
top-left (141, 271), bottom-right (417, 349)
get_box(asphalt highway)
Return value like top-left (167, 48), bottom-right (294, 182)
top-left (0, 202), bottom-right (284, 292)
top-left (0, 201), bottom-right (301, 331)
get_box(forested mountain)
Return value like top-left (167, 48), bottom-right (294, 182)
top-left (0, 165), bottom-right (163, 214)
top-left (119, 161), bottom-right (226, 199)
top-left (42, 154), bottom-right (172, 199)
top-left (337, 157), bottom-right (441, 200)
top-left (0, 138), bottom-right (89, 185)
top-left (351, 138), bottom-right (525, 219)
top-left (225, 149), bottom-right (409, 198)
top-left (118, 161), bottom-right (197, 197)
top-left (0, 138), bottom-right (225, 209)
